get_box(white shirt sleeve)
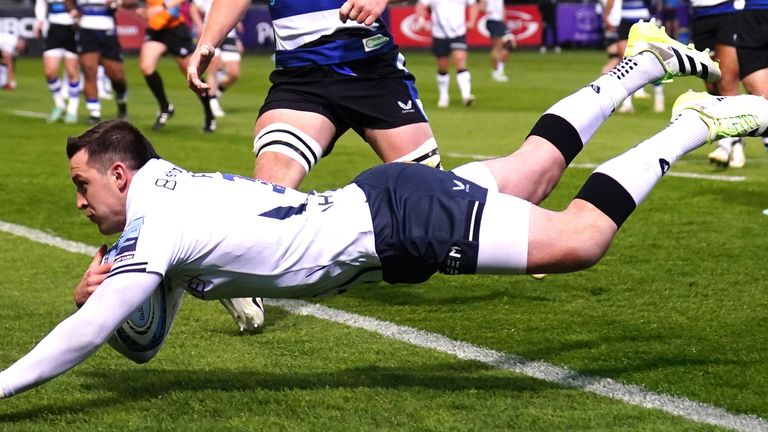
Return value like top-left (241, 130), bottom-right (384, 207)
top-left (0, 272), bottom-right (162, 398)
top-left (35, 0), bottom-right (48, 22)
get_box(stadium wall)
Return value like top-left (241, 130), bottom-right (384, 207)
top-left (0, 3), bottom-right (602, 56)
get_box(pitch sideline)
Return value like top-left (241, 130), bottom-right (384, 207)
top-left (1, 219), bottom-right (766, 432)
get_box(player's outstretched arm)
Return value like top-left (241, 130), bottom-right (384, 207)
top-left (0, 272), bottom-right (161, 399)
top-left (187, 0), bottom-right (250, 95)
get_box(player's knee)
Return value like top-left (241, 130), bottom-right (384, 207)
top-left (392, 137), bottom-right (443, 169)
top-left (253, 123), bottom-right (323, 174)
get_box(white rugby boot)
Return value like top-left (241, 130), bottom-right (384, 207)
top-left (707, 145), bottom-right (731, 168)
top-left (220, 297), bottom-right (265, 333)
top-left (625, 20), bottom-right (721, 83)
top-left (729, 140), bottom-right (746, 168)
top-left (671, 91), bottom-right (768, 144)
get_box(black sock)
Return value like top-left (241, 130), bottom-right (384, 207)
top-left (144, 72), bottom-right (169, 112)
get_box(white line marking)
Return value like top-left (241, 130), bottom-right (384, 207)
top-left (0, 221), bottom-right (97, 256)
top-left (9, 110), bottom-right (49, 119)
top-left (2, 220), bottom-right (767, 431)
top-left (446, 153), bottom-right (747, 182)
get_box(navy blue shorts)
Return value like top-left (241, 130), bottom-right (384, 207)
top-left (485, 19), bottom-right (508, 38)
top-left (145, 24), bottom-right (195, 58)
top-left (259, 48), bottom-right (428, 152)
top-left (353, 163), bottom-right (488, 284)
top-left (44, 23), bottom-right (77, 53)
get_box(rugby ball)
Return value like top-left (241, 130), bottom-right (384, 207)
top-left (102, 246), bottom-right (184, 364)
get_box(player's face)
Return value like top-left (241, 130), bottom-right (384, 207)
top-left (69, 150), bottom-right (127, 235)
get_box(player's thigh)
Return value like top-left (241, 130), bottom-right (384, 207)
top-left (254, 109), bottom-right (336, 147)
top-left (714, 44), bottom-right (739, 95)
top-left (79, 52), bottom-right (100, 78)
top-left (527, 200), bottom-right (616, 274)
top-left (743, 68), bottom-right (768, 97)
top-left (139, 40), bottom-right (167, 73)
top-left (364, 122), bottom-right (435, 162)
top-left (101, 58), bottom-right (125, 81)
top-left (451, 49), bottom-right (468, 70)
top-left (42, 53), bottom-right (63, 78)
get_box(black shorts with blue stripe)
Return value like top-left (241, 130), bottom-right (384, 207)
top-left (353, 163), bottom-right (487, 284)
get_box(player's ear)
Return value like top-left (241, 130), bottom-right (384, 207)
top-left (110, 162), bottom-right (131, 192)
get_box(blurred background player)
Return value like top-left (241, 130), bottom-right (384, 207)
top-left (189, 0), bottom-right (243, 118)
top-left (138, 0), bottom-right (215, 132)
top-left (188, 0), bottom-right (444, 333)
top-left (0, 32), bottom-right (25, 90)
top-left (538, 0), bottom-right (560, 53)
top-left (614, 2), bottom-right (666, 114)
top-left (34, 0), bottom-right (81, 124)
top-left (65, 0), bottom-right (132, 124)
top-left (690, 0), bottom-right (743, 167)
top-left (597, 0), bottom-right (622, 73)
top-left (416, 0), bottom-right (480, 107)
top-left (481, 0), bottom-right (516, 82)
top-left (734, 0), bottom-right (768, 165)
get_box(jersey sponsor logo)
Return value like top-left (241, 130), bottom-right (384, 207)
top-left (362, 34), bottom-right (389, 52)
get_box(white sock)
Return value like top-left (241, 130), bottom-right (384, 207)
top-left (67, 80), bottom-right (80, 114)
top-left (594, 111), bottom-right (710, 205)
top-left (456, 70), bottom-right (472, 99)
top-left (86, 99), bottom-right (101, 118)
top-left (495, 62), bottom-right (505, 74)
top-left (48, 78), bottom-right (66, 109)
top-left (543, 85), bottom-right (616, 147)
top-left (437, 72), bottom-right (450, 101)
top-left (591, 52), bottom-right (665, 109)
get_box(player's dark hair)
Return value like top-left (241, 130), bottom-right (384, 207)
top-left (66, 120), bottom-right (161, 172)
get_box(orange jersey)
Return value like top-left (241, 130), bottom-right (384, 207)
top-left (146, 0), bottom-right (185, 31)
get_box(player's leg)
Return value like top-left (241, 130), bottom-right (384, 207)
top-left (43, 49), bottom-right (67, 123)
top-left (478, 93), bottom-right (768, 275)
top-left (63, 53), bottom-right (80, 123)
top-left (451, 45), bottom-right (474, 106)
top-left (252, 109), bottom-right (336, 187)
top-left (366, 123), bottom-right (441, 168)
top-left (78, 51), bottom-right (101, 124)
top-left (453, 20), bottom-right (720, 204)
top-left (140, 40), bottom-right (174, 129)
top-left (176, 53), bottom-right (216, 132)
top-left (101, 56), bottom-right (128, 121)
top-left (223, 110), bottom-right (336, 333)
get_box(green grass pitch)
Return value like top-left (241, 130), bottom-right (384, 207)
top-left (1, 49), bottom-right (768, 431)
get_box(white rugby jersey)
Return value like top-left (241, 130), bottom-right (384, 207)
top-left (109, 159), bottom-right (382, 300)
top-left (269, 0), bottom-right (395, 68)
top-left (76, 0), bottom-right (116, 31)
top-left (484, 0), bottom-right (505, 21)
top-left (35, 0), bottom-right (75, 26)
top-left (419, 0), bottom-right (477, 39)
top-left (620, 0), bottom-right (651, 21)
top-left (192, 0), bottom-right (236, 39)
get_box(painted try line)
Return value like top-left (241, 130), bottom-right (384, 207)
top-left (446, 152), bottom-right (747, 182)
top-left (1, 219), bottom-right (767, 432)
